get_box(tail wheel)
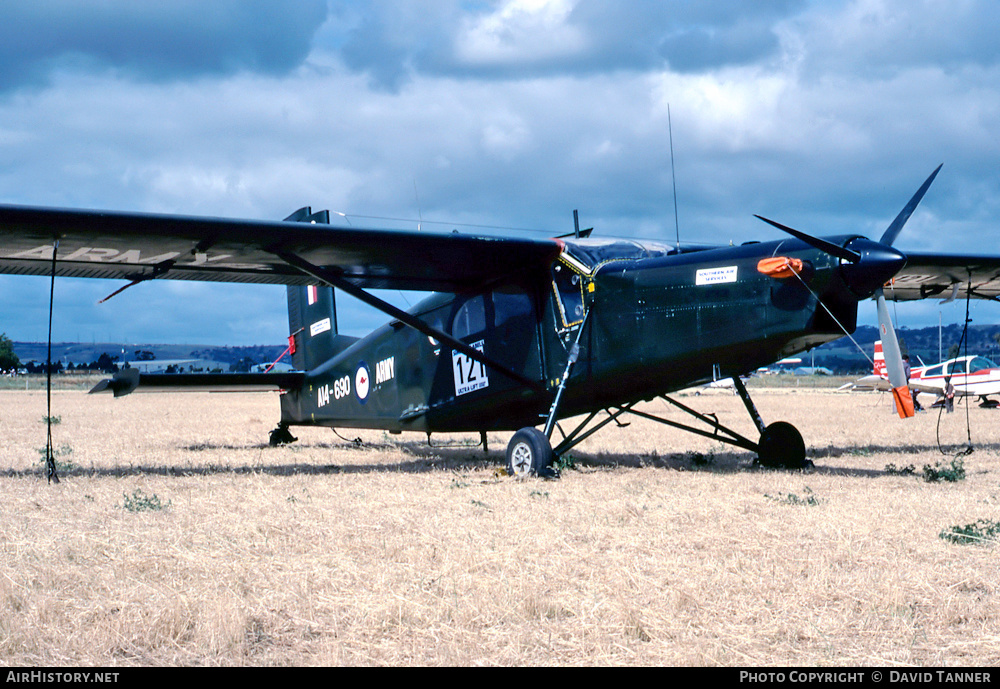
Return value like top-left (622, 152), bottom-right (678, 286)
top-left (757, 421), bottom-right (807, 469)
top-left (269, 423), bottom-right (298, 447)
top-left (506, 427), bottom-right (553, 478)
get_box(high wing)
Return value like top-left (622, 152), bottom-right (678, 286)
top-left (0, 204), bottom-right (563, 292)
top-left (884, 253), bottom-right (1000, 302)
top-left (5, 204), bottom-right (1000, 301)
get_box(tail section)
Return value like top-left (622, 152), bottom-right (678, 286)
top-left (287, 283), bottom-right (356, 370)
top-left (284, 207), bottom-right (358, 372)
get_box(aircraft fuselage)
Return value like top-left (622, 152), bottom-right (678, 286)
top-left (278, 235), bottom-right (863, 434)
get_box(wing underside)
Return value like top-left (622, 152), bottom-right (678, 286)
top-left (0, 204), bottom-right (563, 292)
top-left (885, 253), bottom-right (1000, 302)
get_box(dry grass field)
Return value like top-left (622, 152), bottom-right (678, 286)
top-left (1, 383), bottom-right (999, 666)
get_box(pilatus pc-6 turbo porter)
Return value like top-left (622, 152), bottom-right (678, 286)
top-left (3, 165), bottom-right (1000, 475)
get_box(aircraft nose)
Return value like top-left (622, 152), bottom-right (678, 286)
top-left (838, 238), bottom-right (907, 298)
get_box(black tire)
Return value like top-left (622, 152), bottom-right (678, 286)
top-left (756, 421), bottom-right (807, 469)
top-left (506, 427), bottom-right (554, 478)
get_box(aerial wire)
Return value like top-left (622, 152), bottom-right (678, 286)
top-left (789, 266), bottom-right (875, 368)
top-left (343, 214), bottom-right (547, 235)
top-left (413, 179), bottom-right (423, 233)
top-left (936, 277), bottom-right (975, 457)
top-left (45, 240), bottom-right (59, 484)
top-left (668, 104), bottom-right (681, 251)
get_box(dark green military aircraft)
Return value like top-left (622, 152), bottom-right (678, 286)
top-left (2, 165), bottom-right (999, 476)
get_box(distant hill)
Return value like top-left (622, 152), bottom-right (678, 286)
top-left (15, 323), bottom-right (1000, 376)
top-left (13, 342), bottom-right (288, 369)
top-left (808, 323), bottom-right (1000, 373)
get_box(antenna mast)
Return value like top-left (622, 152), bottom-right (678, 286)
top-left (668, 104), bottom-right (680, 251)
top-left (413, 179), bottom-right (423, 231)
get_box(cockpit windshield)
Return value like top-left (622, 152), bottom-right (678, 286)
top-left (560, 238), bottom-right (673, 272)
top-left (969, 356), bottom-right (998, 373)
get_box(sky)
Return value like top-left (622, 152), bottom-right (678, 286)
top-left (2, 0), bottom-right (1000, 347)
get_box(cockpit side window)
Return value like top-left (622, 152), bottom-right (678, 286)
top-left (970, 357), bottom-right (995, 373)
top-left (494, 289), bottom-right (533, 329)
top-left (451, 295), bottom-right (486, 340)
top-left (552, 261), bottom-right (585, 329)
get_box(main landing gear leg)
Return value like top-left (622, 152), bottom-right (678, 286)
top-left (504, 378), bottom-right (809, 475)
top-left (506, 315), bottom-right (590, 479)
top-left (505, 366), bottom-right (569, 478)
top-left (731, 376), bottom-right (808, 469)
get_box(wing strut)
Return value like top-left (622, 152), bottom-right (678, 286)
top-left (542, 308), bottom-right (590, 439)
top-left (273, 250), bottom-right (544, 393)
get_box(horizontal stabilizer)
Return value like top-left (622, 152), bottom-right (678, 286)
top-left (89, 370), bottom-right (305, 397)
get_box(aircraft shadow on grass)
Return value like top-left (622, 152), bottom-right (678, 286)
top-left (7, 438), bottom-right (989, 480)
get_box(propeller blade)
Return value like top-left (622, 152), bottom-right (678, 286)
top-left (876, 289), bottom-right (915, 418)
top-left (878, 164), bottom-right (943, 246)
top-left (754, 215), bottom-right (861, 263)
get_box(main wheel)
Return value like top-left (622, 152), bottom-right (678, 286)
top-left (506, 427), bottom-right (554, 478)
top-left (756, 421), bottom-right (807, 469)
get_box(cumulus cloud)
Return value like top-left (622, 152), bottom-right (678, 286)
top-left (0, 1), bottom-right (328, 92)
top-left (787, 0), bottom-right (1000, 78)
top-left (326, 0), bottom-right (812, 86)
top-left (454, 0), bottom-right (586, 68)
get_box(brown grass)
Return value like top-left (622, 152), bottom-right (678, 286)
top-left (1, 386), bottom-right (999, 666)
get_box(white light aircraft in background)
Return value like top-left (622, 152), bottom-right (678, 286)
top-left (847, 341), bottom-right (1000, 407)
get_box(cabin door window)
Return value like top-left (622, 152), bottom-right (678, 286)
top-left (451, 295), bottom-right (486, 340)
top-left (450, 295), bottom-right (489, 396)
top-left (551, 261), bottom-right (586, 330)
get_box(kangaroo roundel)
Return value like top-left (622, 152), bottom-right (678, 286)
top-left (355, 362), bottom-right (370, 403)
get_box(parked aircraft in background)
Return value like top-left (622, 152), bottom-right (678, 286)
top-left (847, 340), bottom-right (1000, 407)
